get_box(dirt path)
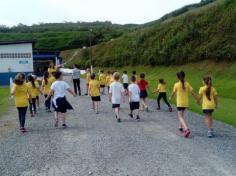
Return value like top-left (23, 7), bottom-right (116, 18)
top-left (0, 77), bottom-right (235, 176)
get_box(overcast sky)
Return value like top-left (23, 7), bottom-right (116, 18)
top-left (0, 0), bottom-right (200, 26)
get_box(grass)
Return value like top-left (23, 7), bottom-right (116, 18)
top-left (94, 61), bottom-right (236, 127)
top-left (0, 87), bottom-right (11, 116)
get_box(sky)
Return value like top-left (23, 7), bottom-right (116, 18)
top-left (0, 0), bottom-right (201, 27)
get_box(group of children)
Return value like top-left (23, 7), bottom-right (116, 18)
top-left (11, 64), bottom-right (218, 138)
top-left (86, 69), bottom-right (218, 138)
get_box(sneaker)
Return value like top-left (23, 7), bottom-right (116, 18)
top-left (183, 129), bottom-right (191, 138)
top-left (84, 93), bottom-right (88, 96)
top-left (31, 114), bottom-right (34, 117)
top-left (146, 107), bottom-right (149, 112)
top-left (54, 121), bottom-right (59, 127)
top-left (22, 128), bottom-right (27, 133)
top-left (117, 118), bottom-right (121, 123)
top-left (169, 107), bottom-right (172, 112)
top-left (207, 129), bottom-right (214, 138)
top-left (129, 114), bottom-right (133, 118)
top-left (179, 128), bottom-right (184, 133)
top-left (62, 124), bottom-right (67, 128)
top-left (136, 115), bottom-right (140, 122)
top-left (20, 127), bottom-right (24, 133)
top-left (96, 111), bottom-right (99, 114)
top-left (156, 107), bottom-right (160, 110)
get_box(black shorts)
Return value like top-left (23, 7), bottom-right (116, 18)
top-left (112, 104), bottom-right (120, 108)
top-left (177, 107), bottom-right (186, 111)
top-left (52, 97), bottom-right (73, 113)
top-left (203, 109), bottom-right (214, 114)
top-left (123, 83), bottom-right (128, 89)
top-left (36, 96), bottom-right (39, 100)
top-left (91, 96), bottom-right (101, 102)
top-left (100, 85), bottom-right (105, 88)
top-left (130, 102), bottom-right (140, 110)
top-left (140, 90), bottom-right (148, 98)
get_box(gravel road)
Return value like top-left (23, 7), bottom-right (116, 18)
top-left (0, 78), bottom-right (235, 176)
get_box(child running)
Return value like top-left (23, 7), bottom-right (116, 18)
top-left (137, 73), bottom-right (149, 112)
top-left (89, 73), bottom-right (101, 114)
top-left (11, 73), bottom-right (32, 133)
top-left (26, 75), bottom-right (42, 117)
top-left (153, 79), bottom-right (172, 112)
top-left (47, 71), bottom-right (76, 128)
top-left (122, 71), bottom-right (129, 95)
top-left (99, 70), bottom-right (106, 95)
top-left (32, 75), bottom-right (40, 109)
top-left (42, 71), bottom-right (55, 112)
top-left (109, 72), bottom-right (125, 123)
top-left (128, 75), bottom-right (141, 121)
top-left (198, 76), bottom-right (218, 138)
top-left (85, 68), bottom-right (91, 96)
top-left (170, 71), bottom-right (198, 138)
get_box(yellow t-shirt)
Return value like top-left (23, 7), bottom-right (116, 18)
top-left (89, 80), bottom-right (100, 97)
top-left (99, 73), bottom-right (106, 86)
top-left (42, 77), bottom-right (55, 95)
top-left (106, 75), bottom-right (111, 86)
top-left (48, 67), bottom-right (57, 75)
top-left (199, 85), bottom-right (217, 110)
top-left (12, 83), bottom-right (29, 107)
top-left (86, 73), bottom-right (91, 83)
top-left (27, 81), bottom-right (39, 98)
top-left (173, 81), bottom-right (193, 107)
top-left (35, 80), bottom-right (40, 96)
top-left (156, 83), bottom-right (166, 93)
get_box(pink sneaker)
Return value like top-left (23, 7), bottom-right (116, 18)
top-left (183, 129), bottom-right (191, 138)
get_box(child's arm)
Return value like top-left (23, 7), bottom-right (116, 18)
top-left (191, 90), bottom-right (199, 102)
top-left (27, 90), bottom-right (33, 104)
top-left (67, 88), bottom-right (76, 97)
top-left (214, 95), bottom-right (218, 109)
top-left (46, 90), bottom-right (54, 100)
top-left (109, 93), bottom-right (112, 102)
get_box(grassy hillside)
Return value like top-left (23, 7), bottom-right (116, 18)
top-left (67, 0), bottom-right (236, 67)
top-left (94, 62), bottom-right (236, 127)
top-left (0, 22), bottom-right (138, 50)
top-left (0, 87), bottom-right (11, 116)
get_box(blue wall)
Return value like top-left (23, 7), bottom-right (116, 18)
top-left (0, 72), bottom-right (31, 86)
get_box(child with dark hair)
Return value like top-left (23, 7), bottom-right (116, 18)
top-left (72, 64), bottom-right (81, 96)
top-left (137, 73), bottom-right (149, 112)
top-left (198, 76), bottom-right (218, 138)
top-left (11, 73), bottom-right (32, 133)
top-left (170, 71), bottom-right (198, 138)
top-left (153, 79), bottom-right (172, 112)
top-left (89, 73), bottom-right (101, 114)
top-left (122, 71), bottom-right (129, 95)
top-left (47, 71), bottom-right (76, 128)
top-left (27, 74), bottom-right (42, 117)
top-left (128, 75), bottom-right (141, 121)
top-left (99, 70), bottom-right (106, 95)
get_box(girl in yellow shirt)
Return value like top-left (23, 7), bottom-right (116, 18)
top-left (89, 73), bottom-right (101, 114)
top-left (99, 70), bottom-right (106, 95)
top-left (170, 71), bottom-right (198, 138)
top-left (27, 75), bottom-right (42, 117)
top-left (11, 73), bottom-right (32, 133)
top-left (198, 76), bottom-right (218, 138)
top-left (42, 71), bottom-right (55, 112)
top-left (153, 79), bottom-right (172, 112)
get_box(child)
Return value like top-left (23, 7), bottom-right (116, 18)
top-left (11, 73), bottom-right (32, 133)
top-left (128, 76), bottom-right (141, 121)
top-left (132, 70), bottom-right (137, 80)
top-left (47, 71), bottom-right (76, 128)
top-left (42, 71), bottom-right (55, 112)
top-left (170, 71), bottom-right (198, 138)
top-left (85, 68), bottom-right (91, 95)
top-left (99, 70), bottom-right (106, 95)
top-left (153, 79), bottom-right (172, 112)
top-left (122, 71), bottom-right (129, 95)
top-left (48, 62), bottom-right (57, 75)
top-left (32, 75), bottom-right (40, 109)
top-left (89, 73), bottom-right (101, 114)
top-left (27, 75), bottom-right (42, 117)
top-left (198, 76), bottom-right (218, 138)
top-left (109, 72), bottom-right (125, 123)
top-left (137, 73), bottom-right (149, 112)
top-left (106, 71), bottom-right (111, 93)
top-left (72, 64), bottom-right (81, 96)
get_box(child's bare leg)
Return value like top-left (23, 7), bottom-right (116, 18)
top-left (205, 114), bottom-right (213, 129)
top-left (95, 102), bottom-right (98, 113)
top-left (177, 111), bottom-right (188, 130)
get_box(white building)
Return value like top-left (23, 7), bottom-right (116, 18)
top-left (0, 40), bottom-right (34, 85)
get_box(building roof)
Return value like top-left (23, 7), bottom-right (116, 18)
top-left (0, 40), bottom-right (36, 45)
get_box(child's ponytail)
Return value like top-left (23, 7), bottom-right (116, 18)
top-left (204, 76), bottom-right (212, 101)
top-left (44, 71), bottom-right (49, 85)
top-left (177, 71), bottom-right (185, 90)
top-left (28, 75), bottom-right (35, 88)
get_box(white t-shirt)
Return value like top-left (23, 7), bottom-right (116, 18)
top-left (72, 68), bottom-right (80, 79)
top-left (51, 80), bottom-right (70, 103)
top-left (128, 83), bottom-right (140, 102)
top-left (109, 81), bottom-right (124, 104)
top-left (122, 74), bottom-right (129, 84)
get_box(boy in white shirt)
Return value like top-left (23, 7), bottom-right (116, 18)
top-left (128, 75), bottom-right (141, 121)
top-left (122, 71), bottom-right (129, 95)
top-left (47, 71), bottom-right (76, 128)
top-left (109, 72), bottom-right (125, 123)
